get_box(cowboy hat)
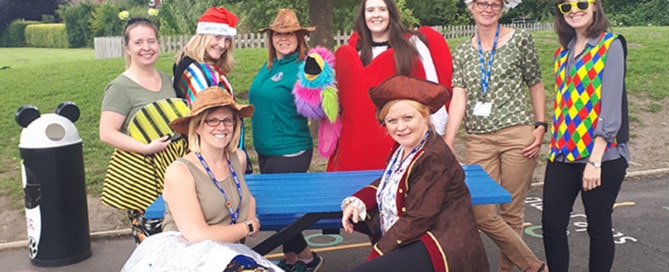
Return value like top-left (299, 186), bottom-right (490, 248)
top-left (170, 87), bottom-right (254, 135)
top-left (259, 9), bottom-right (315, 33)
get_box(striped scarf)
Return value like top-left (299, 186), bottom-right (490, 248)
top-left (176, 62), bottom-right (234, 103)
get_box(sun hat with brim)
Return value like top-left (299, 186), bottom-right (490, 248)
top-left (369, 75), bottom-right (451, 115)
top-left (259, 9), bottom-right (315, 33)
top-left (170, 87), bottom-right (254, 135)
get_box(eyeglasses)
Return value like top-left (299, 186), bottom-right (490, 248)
top-left (203, 118), bottom-right (236, 127)
top-left (557, 0), bottom-right (595, 15)
top-left (474, 1), bottom-right (504, 11)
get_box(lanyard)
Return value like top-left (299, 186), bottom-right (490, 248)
top-left (195, 152), bottom-right (243, 224)
top-left (477, 24), bottom-right (500, 97)
top-left (380, 130), bottom-right (431, 189)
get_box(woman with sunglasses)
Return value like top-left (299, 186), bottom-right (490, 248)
top-left (445, 1), bottom-right (547, 271)
top-left (543, 1), bottom-right (629, 271)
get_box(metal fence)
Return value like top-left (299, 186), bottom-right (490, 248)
top-left (94, 22), bottom-right (553, 59)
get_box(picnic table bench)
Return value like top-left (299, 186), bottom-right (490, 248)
top-left (145, 164), bottom-right (510, 255)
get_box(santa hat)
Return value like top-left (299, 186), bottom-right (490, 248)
top-left (197, 7), bottom-right (238, 36)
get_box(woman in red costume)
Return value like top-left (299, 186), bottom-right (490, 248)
top-left (328, 0), bottom-right (453, 171)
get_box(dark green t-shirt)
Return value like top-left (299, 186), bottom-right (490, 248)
top-left (249, 52), bottom-right (313, 156)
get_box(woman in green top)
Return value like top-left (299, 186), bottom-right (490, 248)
top-left (443, 1), bottom-right (547, 271)
top-left (99, 18), bottom-right (176, 243)
top-left (248, 9), bottom-right (323, 272)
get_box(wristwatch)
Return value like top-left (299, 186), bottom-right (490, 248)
top-left (534, 121), bottom-right (548, 131)
top-left (587, 160), bottom-right (602, 169)
top-left (245, 220), bottom-right (254, 235)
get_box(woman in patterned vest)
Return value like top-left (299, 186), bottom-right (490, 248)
top-left (543, 1), bottom-right (629, 271)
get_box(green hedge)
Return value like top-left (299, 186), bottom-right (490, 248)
top-left (58, 2), bottom-right (95, 48)
top-left (24, 24), bottom-right (69, 48)
top-left (0, 20), bottom-right (41, 47)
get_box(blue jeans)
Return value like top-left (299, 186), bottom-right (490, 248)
top-left (542, 157), bottom-right (627, 272)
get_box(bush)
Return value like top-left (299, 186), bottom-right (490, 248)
top-left (0, 20), bottom-right (40, 47)
top-left (58, 2), bottom-right (96, 48)
top-left (24, 24), bottom-right (69, 48)
top-left (89, 1), bottom-right (124, 37)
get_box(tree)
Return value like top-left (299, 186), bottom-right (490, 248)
top-left (309, 0), bottom-right (333, 48)
top-left (406, 0), bottom-right (466, 26)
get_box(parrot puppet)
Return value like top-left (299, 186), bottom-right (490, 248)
top-left (292, 46), bottom-right (341, 157)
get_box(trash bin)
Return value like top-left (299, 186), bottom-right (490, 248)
top-left (15, 102), bottom-right (91, 267)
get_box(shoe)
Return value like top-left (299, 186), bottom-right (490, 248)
top-left (295, 252), bottom-right (323, 272)
top-left (276, 258), bottom-right (295, 271)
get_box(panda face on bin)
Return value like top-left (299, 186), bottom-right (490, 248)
top-left (16, 102), bottom-right (81, 149)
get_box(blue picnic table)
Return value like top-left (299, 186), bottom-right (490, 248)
top-left (145, 164), bottom-right (509, 255)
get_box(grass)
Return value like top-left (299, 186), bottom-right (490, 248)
top-left (1, 26), bottom-right (668, 202)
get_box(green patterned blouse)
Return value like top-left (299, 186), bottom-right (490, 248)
top-left (451, 29), bottom-right (542, 134)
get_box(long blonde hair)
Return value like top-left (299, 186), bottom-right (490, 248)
top-left (177, 34), bottom-right (235, 74)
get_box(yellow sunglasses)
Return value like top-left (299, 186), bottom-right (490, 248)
top-left (557, 0), bottom-right (595, 15)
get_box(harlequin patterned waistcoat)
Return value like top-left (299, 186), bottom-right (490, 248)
top-left (549, 32), bottom-right (618, 162)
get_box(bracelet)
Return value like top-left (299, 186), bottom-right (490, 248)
top-left (534, 121), bottom-right (548, 131)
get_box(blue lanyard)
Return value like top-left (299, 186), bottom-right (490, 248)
top-left (195, 152), bottom-right (243, 224)
top-left (381, 130), bottom-right (431, 187)
top-left (477, 24), bottom-right (500, 97)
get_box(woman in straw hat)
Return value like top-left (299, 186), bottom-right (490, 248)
top-left (173, 7), bottom-right (239, 103)
top-left (341, 75), bottom-right (488, 272)
top-left (122, 87), bottom-right (281, 271)
top-left (327, 0), bottom-right (453, 172)
top-left (248, 9), bottom-right (323, 272)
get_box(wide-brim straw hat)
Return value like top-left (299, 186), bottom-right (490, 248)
top-left (170, 87), bottom-right (254, 135)
top-left (369, 75), bottom-right (451, 115)
top-left (259, 9), bottom-right (315, 33)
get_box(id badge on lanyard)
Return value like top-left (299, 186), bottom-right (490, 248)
top-left (474, 24), bottom-right (500, 118)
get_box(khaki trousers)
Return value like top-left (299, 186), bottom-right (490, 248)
top-left (466, 125), bottom-right (538, 270)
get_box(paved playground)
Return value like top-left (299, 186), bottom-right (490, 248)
top-left (1, 174), bottom-right (667, 271)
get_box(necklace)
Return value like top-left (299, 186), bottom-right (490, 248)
top-left (195, 152), bottom-right (243, 224)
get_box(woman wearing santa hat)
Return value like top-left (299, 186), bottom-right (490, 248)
top-left (173, 6), bottom-right (239, 104)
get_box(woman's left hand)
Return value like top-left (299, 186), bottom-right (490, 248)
top-left (522, 127), bottom-right (545, 158)
top-left (582, 164), bottom-right (602, 191)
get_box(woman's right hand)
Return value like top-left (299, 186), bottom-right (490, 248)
top-left (145, 135), bottom-right (171, 154)
top-left (342, 204), bottom-right (359, 234)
